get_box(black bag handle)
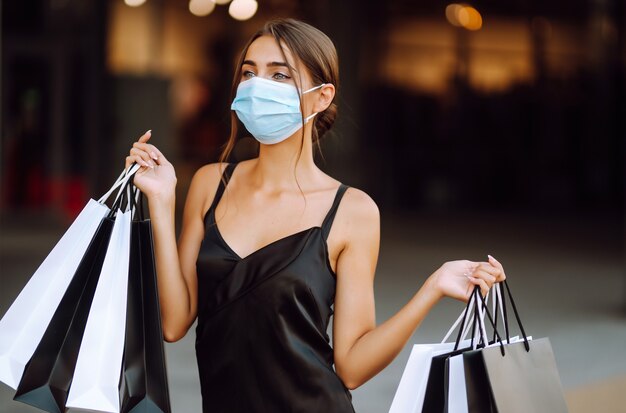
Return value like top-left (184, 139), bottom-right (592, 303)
top-left (452, 290), bottom-right (475, 351)
top-left (502, 280), bottom-right (530, 351)
top-left (479, 280), bottom-right (530, 355)
top-left (453, 287), bottom-right (505, 356)
top-left (473, 286), bottom-right (506, 356)
top-left (491, 283), bottom-right (511, 344)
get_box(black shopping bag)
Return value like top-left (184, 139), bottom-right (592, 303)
top-left (120, 193), bottom-right (171, 413)
top-left (423, 347), bottom-right (470, 412)
top-left (463, 281), bottom-right (569, 413)
top-left (422, 287), bottom-right (498, 413)
top-left (14, 217), bottom-right (115, 413)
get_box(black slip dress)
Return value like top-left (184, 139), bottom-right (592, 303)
top-left (195, 162), bottom-right (356, 413)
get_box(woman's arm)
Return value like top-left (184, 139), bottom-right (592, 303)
top-left (331, 189), bottom-right (504, 389)
top-left (126, 132), bottom-right (224, 342)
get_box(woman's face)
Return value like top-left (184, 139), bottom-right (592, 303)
top-left (238, 34), bottom-right (334, 120)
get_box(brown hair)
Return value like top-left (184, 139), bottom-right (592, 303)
top-left (218, 18), bottom-right (340, 165)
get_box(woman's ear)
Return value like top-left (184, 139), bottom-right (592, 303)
top-left (313, 84), bottom-right (336, 113)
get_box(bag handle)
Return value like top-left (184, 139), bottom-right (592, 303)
top-left (473, 287), bottom-right (506, 355)
top-left (502, 280), bottom-right (530, 351)
top-left (98, 164), bottom-right (141, 205)
top-left (106, 165), bottom-right (140, 218)
top-left (128, 184), bottom-right (145, 221)
top-left (450, 287), bottom-right (494, 351)
top-left (491, 283), bottom-right (510, 344)
top-left (444, 285), bottom-right (505, 347)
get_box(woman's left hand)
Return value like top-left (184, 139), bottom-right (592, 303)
top-left (428, 255), bottom-right (507, 302)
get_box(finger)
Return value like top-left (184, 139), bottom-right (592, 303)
top-left (469, 276), bottom-right (489, 297)
top-left (488, 255), bottom-right (507, 281)
top-left (474, 262), bottom-right (502, 279)
top-left (127, 154), bottom-right (153, 171)
top-left (125, 156), bottom-right (150, 174)
top-left (132, 142), bottom-right (164, 162)
top-left (130, 148), bottom-right (155, 168)
top-left (471, 269), bottom-right (497, 286)
top-left (138, 130), bottom-right (152, 143)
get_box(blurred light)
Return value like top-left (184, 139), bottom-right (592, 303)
top-left (214, 0), bottom-right (232, 4)
top-left (446, 4), bottom-right (463, 27)
top-left (124, 0), bottom-right (147, 7)
top-left (459, 6), bottom-right (482, 30)
top-left (446, 3), bottom-right (482, 31)
top-left (229, 0), bottom-right (258, 21)
top-left (189, 0), bottom-right (216, 16)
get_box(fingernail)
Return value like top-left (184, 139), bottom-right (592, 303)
top-left (151, 151), bottom-right (158, 160)
top-left (488, 254), bottom-right (496, 261)
top-left (146, 129), bottom-right (152, 134)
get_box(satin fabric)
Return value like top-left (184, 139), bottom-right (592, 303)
top-left (195, 163), bottom-right (355, 413)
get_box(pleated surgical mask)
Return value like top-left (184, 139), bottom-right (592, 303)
top-left (230, 77), bottom-right (325, 145)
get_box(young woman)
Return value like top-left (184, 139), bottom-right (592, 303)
top-left (125, 18), bottom-right (506, 413)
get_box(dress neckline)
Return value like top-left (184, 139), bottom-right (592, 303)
top-left (210, 207), bottom-right (320, 262)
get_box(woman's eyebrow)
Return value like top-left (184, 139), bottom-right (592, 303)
top-left (242, 59), bottom-right (295, 70)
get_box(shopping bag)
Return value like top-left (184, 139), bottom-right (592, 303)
top-left (13, 216), bottom-right (116, 412)
top-left (0, 167), bottom-right (137, 390)
top-left (445, 337), bottom-right (524, 413)
top-left (462, 281), bottom-right (569, 413)
top-left (390, 290), bottom-right (487, 413)
top-left (120, 193), bottom-right (171, 413)
top-left (65, 207), bottom-right (132, 412)
top-left (12, 166), bottom-right (140, 413)
top-left (422, 287), bottom-right (496, 413)
top-left (389, 342), bottom-right (460, 413)
top-left (445, 284), bottom-right (515, 413)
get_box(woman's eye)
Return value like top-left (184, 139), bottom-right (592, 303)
top-left (273, 72), bottom-right (291, 80)
top-left (242, 70), bottom-right (256, 79)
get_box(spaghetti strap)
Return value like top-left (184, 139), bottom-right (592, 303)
top-left (321, 184), bottom-right (349, 240)
top-left (207, 163), bottom-right (238, 214)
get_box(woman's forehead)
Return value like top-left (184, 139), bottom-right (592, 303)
top-left (244, 35), bottom-right (296, 67)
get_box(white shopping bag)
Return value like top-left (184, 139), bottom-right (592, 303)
top-left (389, 341), bottom-right (460, 413)
top-left (66, 206), bottom-right (132, 413)
top-left (0, 166), bottom-right (137, 390)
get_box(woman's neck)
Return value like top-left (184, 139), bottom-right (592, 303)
top-left (251, 126), bottom-right (319, 192)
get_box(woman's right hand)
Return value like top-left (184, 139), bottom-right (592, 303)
top-left (125, 130), bottom-right (177, 201)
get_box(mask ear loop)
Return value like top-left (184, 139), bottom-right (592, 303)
top-left (302, 83), bottom-right (328, 124)
top-left (302, 83), bottom-right (326, 94)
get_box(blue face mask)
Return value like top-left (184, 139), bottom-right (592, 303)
top-left (230, 77), bottom-right (325, 145)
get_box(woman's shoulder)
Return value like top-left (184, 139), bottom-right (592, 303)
top-left (328, 184), bottom-right (380, 257)
top-left (193, 162), bottom-right (232, 181)
top-left (187, 162), bottom-right (231, 216)
top-left (337, 185), bottom-right (380, 229)
top-left (189, 162), bottom-right (230, 193)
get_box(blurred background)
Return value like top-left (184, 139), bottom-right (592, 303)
top-left (1, 0), bottom-right (624, 412)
